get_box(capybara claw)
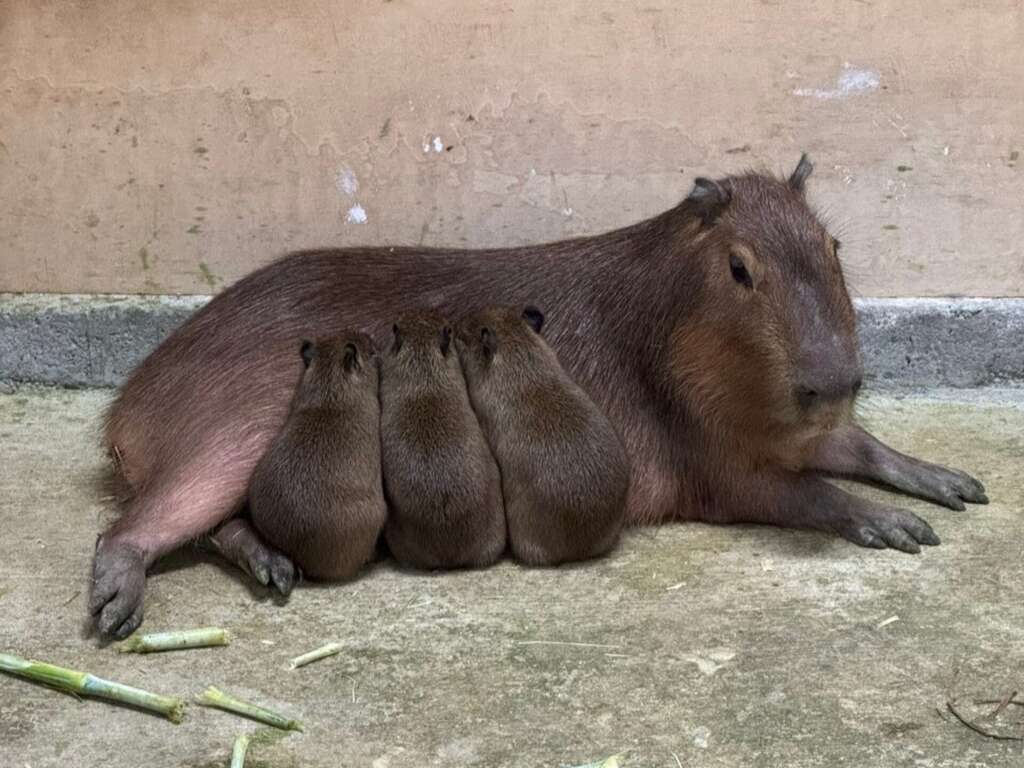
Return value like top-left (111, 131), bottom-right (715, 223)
top-left (270, 556), bottom-right (297, 596)
top-left (243, 540), bottom-right (295, 597)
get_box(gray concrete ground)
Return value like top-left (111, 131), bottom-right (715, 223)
top-left (1, 386), bottom-right (1023, 768)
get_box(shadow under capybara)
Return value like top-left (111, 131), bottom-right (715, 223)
top-left (457, 306), bottom-right (630, 565)
top-left (380, 311), bottom-right (506, 569)
top-left (249, 333), bottom-right (386, 581)
top-left (92, 154), bottom-right (987, 636)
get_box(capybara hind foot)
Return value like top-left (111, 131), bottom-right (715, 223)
top-left (208, 518), bottom-right (296, 596)
top-left (89, 536), bottom-right (146, 639)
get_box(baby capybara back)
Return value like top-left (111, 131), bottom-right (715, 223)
top-left (249, 332), bottom-right (385, 581)
top-left (457, 306), bottom-right (631, 565)
top-left (380, 311), bottom-right (506, 569)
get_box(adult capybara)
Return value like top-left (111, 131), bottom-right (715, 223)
top-left (90, 155), bottom-right (987, 637)
top-left (457, 306), bottom-right (630, 565)
top-left (248, 333), bottom-right (385, 581)
top-left (380, 311), bottom-right (506, 569)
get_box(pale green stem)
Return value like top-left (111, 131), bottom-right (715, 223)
top-left (197, 686), bottom-right (303, 732)
top-left (230, 734), bottom-right (251, 768)
top-left (117, 628), bottom-right (230, 654)
top-left (289, 642), bottom-right (344, 669)
top-left (0, 652), bottom-right (185, 723)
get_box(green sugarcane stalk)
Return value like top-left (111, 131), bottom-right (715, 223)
top-left (230, 734), bottom-right (251, 768)
top-left (289, 642), bottom-right (344, 669)
top-left (0, 652), bottom-right (185, 723)
top-left (198, 686), bottom-right (303, 732)
top-left (117, 627), bottom-right (230, 654)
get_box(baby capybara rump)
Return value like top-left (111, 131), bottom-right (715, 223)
top-left (457, 306), bottom-right (631, 565)
top-left (249, 332), bottom-right (386, 580)
top-left (380, 311), bottom-right (506, 569)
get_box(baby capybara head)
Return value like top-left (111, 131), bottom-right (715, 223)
top-left (295, 331), bottom-right (378, 407)
top-left (455, 305), bottom-right (547, 379)
top-left (387, 310), bottom-right (454, 366)
top-left (669, 155), bottom-right (861, 437)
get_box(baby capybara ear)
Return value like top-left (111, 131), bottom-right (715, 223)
top-left (440, 325), bottom-right (452, 356)
top-left (343, 342), bottom-right (361, 373)
top-left (686, 176), bottom-right (731, 226)
top-left (788, 153), bottom-right (813, 193)
top-left (522, 306), bottom-right (545, 335)
top-left (480, 327), bottom-right (498, 361)
top-left (300, 340), bottom-right (315, 368)
top-left (391, 323), bottom-right (403, 354)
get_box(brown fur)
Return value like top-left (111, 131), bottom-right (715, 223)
top-left (457, 307), bottom-right (630, 565)
top-left (92, 155), bottom-right (986, 636)
top-left (380, 311), bottom-right (506, 569)
top-left (249, 332), bottom-right (385, 581)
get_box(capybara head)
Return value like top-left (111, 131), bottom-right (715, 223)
top-left (387, 310), bottom-right (454, 364)
top-left (295, 331), bottom-right (378, 407)
top-left (669, 155), bottom-right (861, 441)
top-left (456, 305), bottom-right (548, 379)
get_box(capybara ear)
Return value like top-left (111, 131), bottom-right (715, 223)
top-left (522, 306), bottom-right (545, 334)
top-left (300, 340), bottom-right (315, 368)
top-left (391, 323), bottom-right (403, 354)
top-left (480, 327), bottom-right (498, 361)
top-left (788, 153), bottom-right (813, 193)
top-left (686, 177), bottom-right (731, 226)
top-left (440, 325), bottom-right (452, 356)
top-left (343, 342), bottom-right (361, 373)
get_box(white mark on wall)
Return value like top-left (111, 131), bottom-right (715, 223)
top-left (336, 168), bottom-right (358, 196)
top-left (423, 136), bottom-right (444, 153)
top-left (346, 204), bottom-right (367, 224)
top-left (793, 63), bottom-right (880, 100)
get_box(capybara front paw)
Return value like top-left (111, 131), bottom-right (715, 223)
top-left (89, 537), bottom-right (146, 638)
top-left (241, 538), bottom-right (297, 597)
top-left (265, 550), bottom-right (297, 596)
top-left (835, 505), bottom-right (940, 554)
top-left (914, 462), bottom-right (988, 510)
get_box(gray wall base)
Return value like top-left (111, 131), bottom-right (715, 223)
top-left (1, 294), bottom-right (1021, 389)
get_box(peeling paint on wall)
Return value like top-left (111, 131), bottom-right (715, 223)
top-left (336, 168), bottom-right (358, 196)
top-left (346, 204), bottom-right (367, 224)
top-left (793, 64), bottom-right (881, 100)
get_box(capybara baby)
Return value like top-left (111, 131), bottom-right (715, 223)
top-left (380, 311), bottom-right (506, 569)
top-left (249, 333), bottom-right (386, 581)
top-left (457, 306), bottom-right (630, 565)
top-left (92, 155), bottom-right (987, 636)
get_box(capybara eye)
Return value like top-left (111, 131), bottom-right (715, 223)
top-left (729, 253), bottom-right (753, 290)
top-left (833, 238), bottom-right (842, 253)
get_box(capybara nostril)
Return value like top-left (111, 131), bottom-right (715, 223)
top-left (796, 385), bottom-right (819, 409)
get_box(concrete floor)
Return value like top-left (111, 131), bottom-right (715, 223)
top-left (1, 387), bottom-right (1023, 768)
